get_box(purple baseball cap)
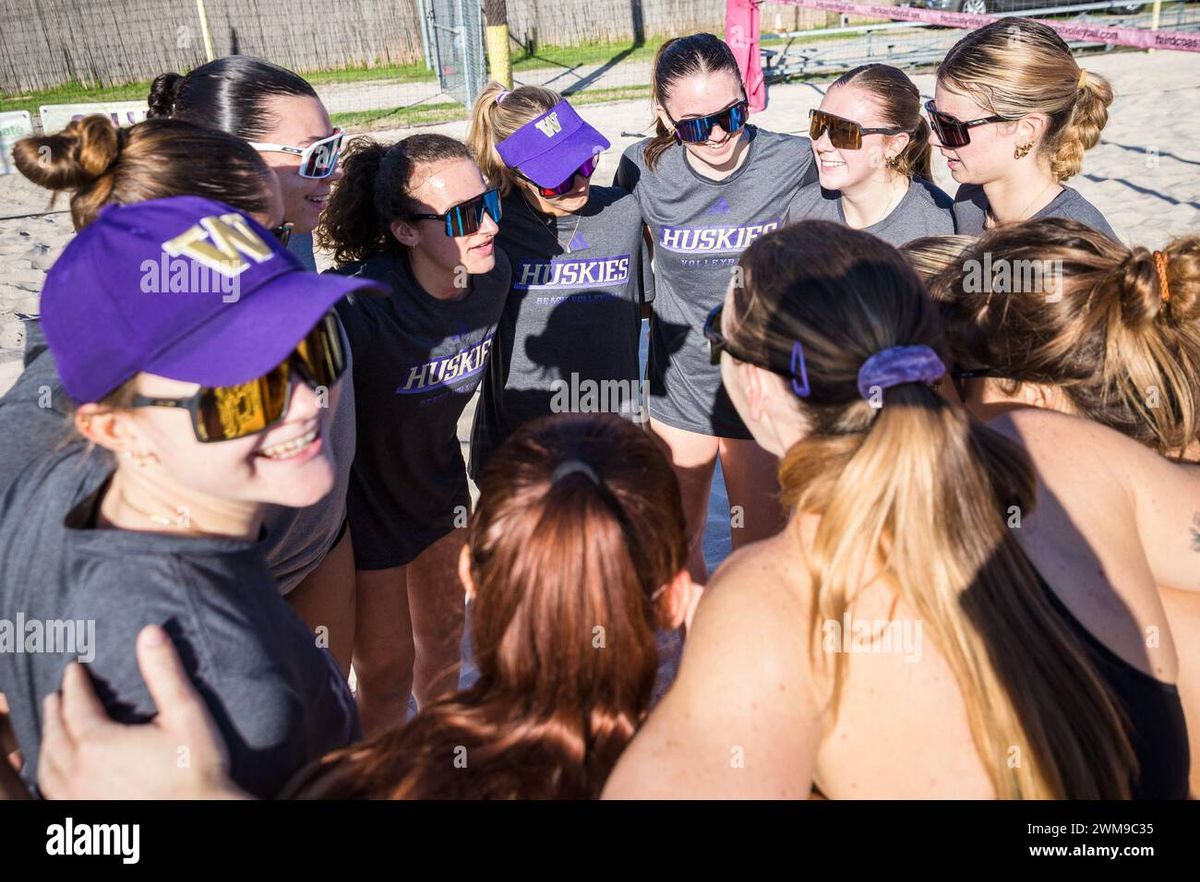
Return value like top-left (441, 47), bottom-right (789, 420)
top-left (495, 99), bottom-right (610, 188)
top-left (40, 196), bottom-right (381, 403)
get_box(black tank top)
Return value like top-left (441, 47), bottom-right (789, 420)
top-left (1037, 570), bottom-right (1190, 799)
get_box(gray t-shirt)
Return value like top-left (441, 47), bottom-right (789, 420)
top-left (952, 183), bottom-right (1118, 240)
top-left (287, 232), bottom-right (319, 272)
top-left (0, 443), bottom-right (359, 798)
top-left (615, 126), bottom-right (815, 437)
top-left (334, 248), bottom-right (511, 569)
top-left (0, 319), bottom-right (357, 596)
top-left (785, 178), bottom-right (954, 246)
top-left (469, 186), bottom-right (649, 478)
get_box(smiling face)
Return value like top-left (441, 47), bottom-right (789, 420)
top-left (391, 157), bottom-right (499, 279)
top-left (255, 94), bottom-right (342, 234)
top-left (104, 369), bottom-right (338, 510)
top-left (516, 159), bottom-right (593, 216)
top-left (813, 83), bottom-right (908, 194)
top-left (657, 69), bottom-right (747, 174)
top-left (930, 80), bottom-right (1022, 186)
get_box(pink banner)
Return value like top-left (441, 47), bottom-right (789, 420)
top-left (726, 0), bottom-right (767, 111)
top-left (769, 0), bottom-right (1200, 52)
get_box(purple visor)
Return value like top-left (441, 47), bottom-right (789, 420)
top-left (495, 99), bottom-right (611, 188)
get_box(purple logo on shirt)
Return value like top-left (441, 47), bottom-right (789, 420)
top-left (513, 255), bottom-right (631, 291)
top-left (395, 334), bottom-right (495, 395)
top-left (705, 196), bottom-right (731, 215)
top-left (658, 219), bottom-right (781, 254)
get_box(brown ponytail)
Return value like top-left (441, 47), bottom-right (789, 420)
top-left (727, 220), bottom-right (1136, 798)
top-left (831, 64), bottom-right (932, 181)
top-left (645, 33), bottom-right (744, 171)
top-left (932, 218), bottom-right (1200, 457)
top-left (285, 413), bottom-right (688, 799)
top-left (13, 115), bottom-right (274, 230)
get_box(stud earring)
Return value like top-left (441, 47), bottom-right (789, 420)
top-left (1014, 142), bottom-right (1033, 160)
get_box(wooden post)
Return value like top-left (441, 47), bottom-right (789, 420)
top-left (195, 0), bottom-right (215, 62)
top-left (483, 0), bottom-right (511, 87)
top-left (1149, 0), bottom-right (1163, 54)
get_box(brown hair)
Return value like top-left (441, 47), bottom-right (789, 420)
top-left (831, 63), bottom-right (932, 181)
top-left (937, 18), bottom-right (1113, 182)
top-left (931, 218), bottom-right (1200, 458)
top-left (317, 133), bottom-right (476, 266)
top-left (467, 80), bottom-right (561, 196)
top-left (725, 220), bottom-right (1135, 798)
top-left (645, 33), bottom-right (744, 171)
top-left (900, 234), bottom-right (975, 284)
top-left (13, 115), bottom-right (274, 231)
top-left (286, 413), bottom-right (688, 799)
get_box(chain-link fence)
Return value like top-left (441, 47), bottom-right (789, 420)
top-left (1, 0), bottom-right (1197, 135)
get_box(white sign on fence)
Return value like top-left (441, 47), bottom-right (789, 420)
top-left (0, 111), bottom-right (34, 175)
top-left (39, 101), bottom-right (149, 136)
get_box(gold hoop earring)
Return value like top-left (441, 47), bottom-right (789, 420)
top-left (1014, 142), bottom-right (1033, 160)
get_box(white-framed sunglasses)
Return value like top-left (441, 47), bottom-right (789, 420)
top-left (249, 128), bottom-right (345, 179)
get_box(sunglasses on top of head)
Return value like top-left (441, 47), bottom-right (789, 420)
top-left (410, 189), bottom-right (503, 237)
top-left (923, 101), bottom-right (1008, 149)
top-left (808, 109), bottom-right (907, 151)
top-left (249, 129), bottom-right (345, 179)
top-left (129, 311), bottom-right (348, 443)
top-left (515, 155), bottom-right (601, 198)
top-left (665, 98), bottom-right (750, 144)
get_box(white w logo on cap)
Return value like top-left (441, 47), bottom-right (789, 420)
top-left (534, 112), bottom-right (562, 137)
top-left (162, 213), bottom-right (274, 276)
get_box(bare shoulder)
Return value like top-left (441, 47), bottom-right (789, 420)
top-left (602, 519), bottom-right (824, 798)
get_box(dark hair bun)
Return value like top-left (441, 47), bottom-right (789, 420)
top-left (147, 72), bottom-right (185, 118)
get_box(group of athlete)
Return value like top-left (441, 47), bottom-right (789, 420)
top-left (0, 18), bottom-right (1197, 800)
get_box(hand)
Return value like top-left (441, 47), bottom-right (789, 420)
top-left (38, 624), bottom-right (247, 799)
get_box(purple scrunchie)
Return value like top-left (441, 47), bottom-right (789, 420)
top-left (856, 345), bottom-right (946, 401)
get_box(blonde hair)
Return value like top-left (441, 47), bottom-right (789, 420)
top-left (937, 18), bottom-right (1113, 181)
top-left (467, 80), bottom-right (561, 196)
top-left (932, 219), bottom-right (1200, 458)
top-left (900, 234), bottom-right (975, 284)
top-left (728, 220), bottom-right (1136, 799)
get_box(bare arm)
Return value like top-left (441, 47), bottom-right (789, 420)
top-left (603, 545), bottom-right (822, 798)
top-left (1128, 447), bottom-right (1200, 593)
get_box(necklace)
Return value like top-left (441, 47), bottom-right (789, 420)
top-left (841, 179), bottom-right (907, 230)
top-left (119, 490), bottom-right (195, 532)
top-left (522, 192), bottom-right (584, 254)
top-left (986, 179), bottom-right (1059, 228)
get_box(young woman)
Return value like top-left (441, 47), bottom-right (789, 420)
top-left (931, 218), bottom-right (1200, 792)
top-left (786, 63), bottom-right (954, 246)
top-left (319, 134), bottom-right (510, 732)
top-left (146, 56), bottom-right (357, 673)
top-left (615, 32), bottom-right (816, 582)
top-left (4, 113), bottom-right (355, 676)
top-left (38, 414), bottom-right (699, 800)
top-left (2, 115), bottom-right (282, 489)
top-left (148, 56), bottom-right (342, 259)
top-left (604, 221), bottom-right (1194, 799)
top-left (0, 197), bottom-right (370, 798)
top-left (930, 18), bottom-right (1117, 238)
top-left (465, 82), bottom-right (650, 476)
